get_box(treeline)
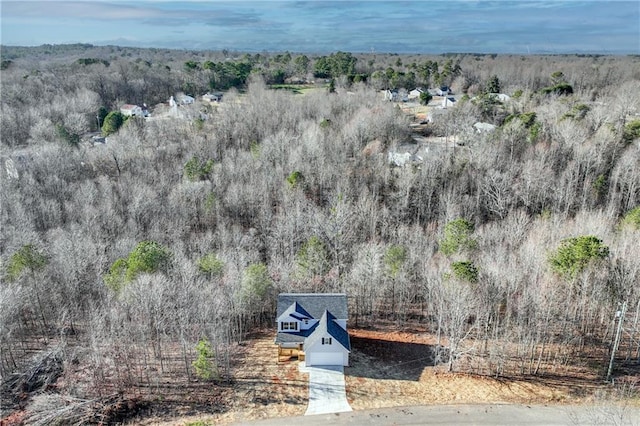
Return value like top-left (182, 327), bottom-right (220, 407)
top-left (1, 47), bottom-right (640, 411)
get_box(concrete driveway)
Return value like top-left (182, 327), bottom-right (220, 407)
top-left (299, 363), bottom-right (352, 415)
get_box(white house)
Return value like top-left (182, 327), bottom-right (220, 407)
top-left (437, 86), bottom-right (451, 96)
top-left (442, 96), bottom-right (456, 109)
top-left (120, 104), bottom-right (143, 117)
top-left (275, 293), bottom-right (350, 366)
top-left (176, 93), bottom-right (195, 105)
top-left (473, 122), bottom-right (497, 133)
top-left (408, 88), bottom-right (425, 101)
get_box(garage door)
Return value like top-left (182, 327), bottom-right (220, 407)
top-left (307, 351), bottom-right (343, 366)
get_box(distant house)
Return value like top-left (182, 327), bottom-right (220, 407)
top-left (473, 122), bottom-right (497, 133)
top-left (437, 86), bottom-right (451, 96)
top-left (388, 144), bottom-right (424, 167)
top-left (275, 293), bottom-right (350, 366)
top-left (202, 92), bottom-right (223, 102)
top-left (176, 94), bottom-right (195, 105)
top-left (384, 89), bottom-right (408, 102)
top-left (408, 88), bottom-right (425, 101)
top-left (120, 104), bottom-right (143, 117)
top-left (442, 96), bottom-right (456, 108)
top-left (384, 89), bottom-right (399, 102)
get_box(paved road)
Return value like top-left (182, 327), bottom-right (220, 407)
top-left (299, 364), bottom-right (352, 416)
top-left (240, 403), bottom-right (640, 425)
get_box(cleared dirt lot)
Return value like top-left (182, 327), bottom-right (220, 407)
top-left (141, 326), bottom-right (621, 425)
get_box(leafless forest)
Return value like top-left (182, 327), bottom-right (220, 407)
top-left (1, 45), bottom-right (640, 421)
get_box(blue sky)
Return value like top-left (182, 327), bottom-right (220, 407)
top-left (1, 1), bottom-right (639, 54)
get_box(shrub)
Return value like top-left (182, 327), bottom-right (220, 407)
top-left (192, 338), bottom-right (218, 380)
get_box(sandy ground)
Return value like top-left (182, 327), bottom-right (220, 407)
top-left (140, 327), bottom-right (612, 425)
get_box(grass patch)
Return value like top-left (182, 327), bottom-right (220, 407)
top-left (268, 84), bottom-right (326, 95)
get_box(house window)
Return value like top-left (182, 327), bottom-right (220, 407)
top-left (322, 337), bottom-right (332, 345)
top-left (281, 322), bottom-right (298, 331)
top-left (304, 319), bottom-right (309, 325)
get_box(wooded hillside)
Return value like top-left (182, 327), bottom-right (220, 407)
top-left (1, 45), bottom-right (639, 421)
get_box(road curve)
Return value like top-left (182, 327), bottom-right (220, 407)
top-left (237, 403), bottom-right (640, 425)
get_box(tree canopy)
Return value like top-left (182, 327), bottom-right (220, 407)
top-left (104, 241), bottom-right (172, 292)
top-left (439, 219), bottom-right (477, 256)
top-left (101, 111), bottom-right (125, 136)
top-left (549, 236), bottom-right (609, 279)
top-left (5, 244), bottom-right (48, 282)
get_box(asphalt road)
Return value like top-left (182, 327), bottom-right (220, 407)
top-left (239, 404), bottom-right (640, 425)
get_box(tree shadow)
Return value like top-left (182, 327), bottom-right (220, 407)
top-left (346, 336), bottom-right (445, 381)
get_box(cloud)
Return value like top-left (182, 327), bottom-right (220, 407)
top-left (2, 1), bottom-right (638, 53)
top-left (2, 1), bottom-right (264, 27)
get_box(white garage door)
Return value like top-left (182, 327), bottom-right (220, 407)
top-left (307, 351), bottom-right (343, 366)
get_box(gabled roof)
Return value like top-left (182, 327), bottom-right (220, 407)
top-left (304, 310), bottom-right (350, 351)
top-left (276, 293), bottom-right (348, 320)
top-left (279, 301), bottom-right (313, 321)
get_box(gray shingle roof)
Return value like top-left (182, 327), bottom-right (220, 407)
top-left (274, 321), bottom-right (320, 344)
top-left (276, 293), bottom-right (348, 320)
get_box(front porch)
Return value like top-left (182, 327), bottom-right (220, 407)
top-left (277, 344), bottom-right (305, 363)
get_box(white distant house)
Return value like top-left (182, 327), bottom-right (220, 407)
top-left (437, 86), bottom-right (451, 96)
top-left (408, 88), bottom-right (425, 101)
top-left (388, 144), bottom-right (424, 167)
top-left (176, 93), bottom-right (195, 105)
top-left (442, 96), bottom-right (456, 108)
top-left (473, 122), bottom-right (497, 133)
top-left (120, 104), bottom-right (143, 117)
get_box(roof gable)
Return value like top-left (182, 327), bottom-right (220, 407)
top-left (304, 310), bottom-right (350, 351)
top-left (276, 293), bottom-right (348, 320)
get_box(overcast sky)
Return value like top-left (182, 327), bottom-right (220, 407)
top-left (1, 1), bottom-right (639, 54)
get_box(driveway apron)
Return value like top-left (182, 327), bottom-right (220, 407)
top-left (301, 364), bottom-right (352, 416)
